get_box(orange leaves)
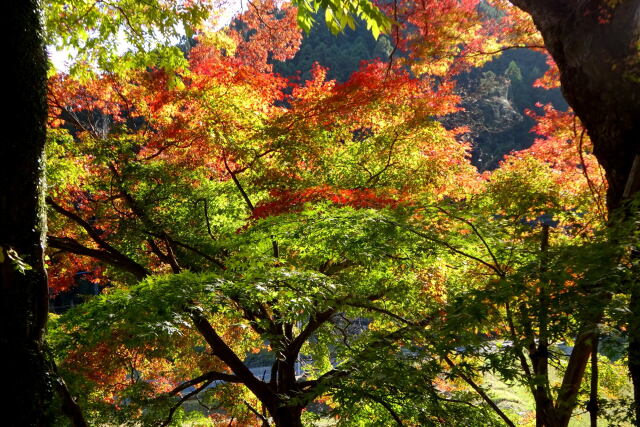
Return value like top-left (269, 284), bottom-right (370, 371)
top-left (524, 104), bottom-right (604, 187)
top-left (48, 73), bottom-right (138, 128)
top-left (230, 0), bottom-right (303, 72)
top-left (48, 254), bottom-right (104, 293)
top-left (65, 340), bottom-right (177, 403)
top-left (380, 0), bottom-right (548, 80)
top-left (484, 0), bottom-right (544, 49)
top-left (533, 54), bottom-right (561, 90)
top-left (495, 103), bottom-right (607, 222)
top-left (287, 60), bottom-right (461, 133)
top-left (383, 0), bottom-right (497, 76)
top-left (258, 59), bottom-right (478, 200)
top-left (251, 186), bottom-right (401, 219)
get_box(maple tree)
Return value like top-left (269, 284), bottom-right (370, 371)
top-left (44, 9), bottom-right (492, 422)
top-left (361, 90), bottom-right (629, 425)
top-left (484, 3), bottom-right (640, 424)
top-left (371, 0), bottom-right (640, 424)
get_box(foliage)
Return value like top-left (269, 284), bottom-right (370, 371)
top-left (290, 0), bottom-right (390, 38)
top-left (44, 0), bottom-right (217, 76)
top-left (43, 0), bottom-right (635, 426)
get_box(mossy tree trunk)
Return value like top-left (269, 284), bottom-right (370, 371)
top-left (2, 1), bottom-right (54, 425)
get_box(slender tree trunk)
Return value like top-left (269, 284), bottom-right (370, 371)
top-left (631, 282), bottom-right (640, 424)
top-left (509, 1), bottom-right (640, 424)
top-left (2, 1), bottom-right (54, 425)
top-left (587, 333), bottom-right (599, 427)
top-left (532, 225), bottom-right (556, 427)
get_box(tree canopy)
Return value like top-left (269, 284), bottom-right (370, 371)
top-left (6, 0), bottom-right (640, 425)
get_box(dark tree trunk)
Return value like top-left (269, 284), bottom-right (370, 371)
top-left (271, 405), bottom-right (304, 427)
top-left (265, 347), bottom-right (305, 426)
top-left (510, 0), bottom-right (640, 424)
top-left (631, 283), bottom-right (640, 425)
top-left (508, 1), bottom-right (640, 203)
top-left (2, 1), bottom-right (54, 425)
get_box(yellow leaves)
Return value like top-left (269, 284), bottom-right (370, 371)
top-left (418, 266), bottom-right (448, 303)
top-left (197, 30), bottom-right (237, 57)
top-left (410, 57), bottom-right (453, 78)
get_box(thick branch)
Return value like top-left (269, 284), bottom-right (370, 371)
top-left (297, 368), bottom-right (350, 404)
top-left (142, 230), bottom-right (226, 271)
top-left (223, 156), bottom-right (255, 211)
top-left (189, 309), bottom-right (271, 400)
top-left (169, 371), bottom-right (242, 396)
top-left (47, 235), bottom-right (148, 280)
top-left (195, 198), bottom-right (216, 240)
top-left (46, 197), bottom-right (150, 280)
top-left (161, 378), bottom-right (214, 427)
top-left (361, 392), bottom-right (404, 426)
top-left (287, 308), bottom-right (336, 360)
top-left (244, 399), bottom-right (271, 427)
top-left (554, 324), bottom-right (601, 426)
top-left (170, 239), bottom-right (226, 270)
top-left (45, 344), bottom-right (88, 427)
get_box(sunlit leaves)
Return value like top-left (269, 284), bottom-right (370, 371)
top-left (44, 0), bottom-right (217, 76)
top-left (292, 0), bottom-right (390, 37)
top-left (231, 0), bottom-right (303, 72)
top-left (42, 0), bottom-right (630, 423)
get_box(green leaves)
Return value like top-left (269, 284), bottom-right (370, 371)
top-left (292, 0), bottom-right (390, 38)
top-left (53, 271), bottom-right (226, 351)
top-left (44, 0), bottom-right (209, 75)
top-left (0, 246), bottom-right (34, 274)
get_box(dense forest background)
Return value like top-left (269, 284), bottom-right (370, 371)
top-left (273, 14), bottom-right (566, 170)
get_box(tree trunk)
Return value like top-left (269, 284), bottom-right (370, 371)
top-left (631, 282), bottom-right (640, 424)
top-left (1, 1), bottom-right (54, 425)
top-left (271, 405), bottom-right (304, 427)
top-left (510, 1), bottom-right (640, 204)
top-left (509, 0), bottom-right (640, 424)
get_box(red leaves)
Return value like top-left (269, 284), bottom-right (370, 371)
top-left (286, 60), bottom-right (462, 135)
top-left (230, 0), bottom-right (302, 72)
top-left (48, 253), bottom-right (104, 294)
top-left (503, 103), bottom-right (607, 218)
top-left (484, 0), bottom-right (544, 49)
top-left (533, 54), bottom-right (561, 90)
top-left (524, 104), bottom-right (590, 173)
top-left (381, 0), bottom-right (498, 76)
top-left (251, 186), bottom-right (400, 219)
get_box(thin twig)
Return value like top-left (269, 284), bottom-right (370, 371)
top-left (443, 355), bottom-right (515, 427)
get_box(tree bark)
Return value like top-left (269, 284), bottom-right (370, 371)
top-left (631, 281), bottom-right (640, 425)
top-left (513, 0), bottom-right (640, 208)
top-left (270, 405), bottom-right (304, 427)
top-left (509, 1), bottom-right (640, 425)
top-left (1, 1), bottom-right (54, 425)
